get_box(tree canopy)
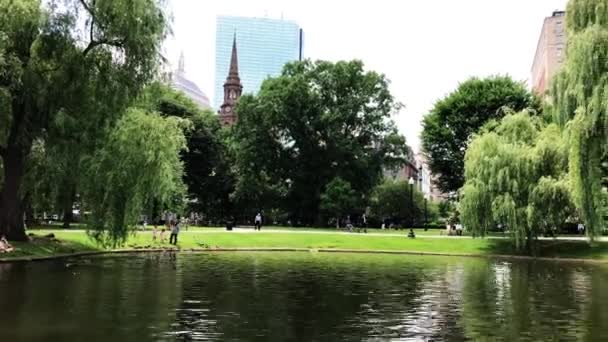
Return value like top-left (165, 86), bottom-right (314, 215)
top-left (233, 59), bottom-right (408, 225)
top-left (460, 111), bottom-right (574, 252)
top-left (320, 177), bottom-right (358, 228)
top-left (0, 0), bottom-right (169, 240)
top-left (369, 179), bottom-right (427, 227)
top-left (549, 0), bottom-right (608, 239)
top-left (421, 76), bottom-right (540, 194)
top-left (140, 83), bottom-right (235, 221)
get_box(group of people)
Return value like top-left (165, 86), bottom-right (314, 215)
top-left (152, 220), bottom-right (180, 245)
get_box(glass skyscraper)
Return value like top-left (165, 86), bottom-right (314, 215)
top-left (214, 16), bottom-right (304, 109)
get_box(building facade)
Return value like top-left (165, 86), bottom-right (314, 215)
top-left (214, 15), bottom-right (304, 108)
top-left (383, 161), bottom-right (419, 184)
top-left (414, 153), bottom-right (446, 202)
top-left (170, 52), bottom-right (211, 110)
top-left (531, 10), bottom-right (566, 94)
top-left (218, 36), bottom-right (243, 126)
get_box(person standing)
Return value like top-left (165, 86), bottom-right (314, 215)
top-left (169, 220), bottom-right (180, 245)
top-left (577, 223), bottom-right (585, 235)
top-left (254, 213), bottom-right (262, 231)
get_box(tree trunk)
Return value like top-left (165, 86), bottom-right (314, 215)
top-left (0, 148), bottom-right (28, 241)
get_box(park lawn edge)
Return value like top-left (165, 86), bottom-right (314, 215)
top-left (1, 230), bottom-right (607, 263)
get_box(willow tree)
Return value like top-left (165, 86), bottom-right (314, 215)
top-left (0, 0), bottom-right (168, 240)
top-left (83, 109), bottom-right (188, 247)
top-left (549, 0), bottom-right (608, 239)
top-left (461, 112), bottom-right (574, 252)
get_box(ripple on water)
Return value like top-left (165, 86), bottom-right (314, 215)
top-left (0, 252), bottom-right (607, 341)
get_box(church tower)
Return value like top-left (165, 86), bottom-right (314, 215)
top-left (218, 35), bottom-right (243, 126)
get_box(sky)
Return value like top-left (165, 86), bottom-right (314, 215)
top-left (164, 0), bottom-right (568, 152)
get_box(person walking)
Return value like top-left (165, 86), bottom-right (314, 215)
top-left (169, 220), bottom-right (180, 245)
top-left (254, 213), bottom-right (262, 231)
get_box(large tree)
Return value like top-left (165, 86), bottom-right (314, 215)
top-left (0, 0), bottom-right (168, 240)
top-left (549, 0), bottom-right (608, 239)
top-left (421, 76), bottom-right (540, 194)
top-left (233, 60), bottom-right (408, 225)
top-left (141, 83), bottom-right (235, 221)
top-left (460, 111), bottom-right (574, 253)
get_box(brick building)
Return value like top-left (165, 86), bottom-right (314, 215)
top-left (531, 10), bottom-right (566, 94)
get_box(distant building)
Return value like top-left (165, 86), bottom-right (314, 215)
top-left (414, 153), bottom-right (447, 202)
top-left (214, 15), bottom-right (304, 108)
top-left (531, 10), bottom-right (566, 94)
top-left (218, 36), bottom-right (243, 126)
top-left (384, 160), bottom-right (419, 184)
top-left (170, 52), bottom-right (211, 110)
top-left (415, 153), bottom-right (432, 198)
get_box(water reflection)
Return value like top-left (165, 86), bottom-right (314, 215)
top-left (0, 252), bottom-right (606, 341)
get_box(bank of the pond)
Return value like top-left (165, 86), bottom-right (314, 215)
top-left (1, 229), bottom-right (608, 263)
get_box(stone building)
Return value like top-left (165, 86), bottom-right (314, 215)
top-left (170, 52), bottom-right (211, 110)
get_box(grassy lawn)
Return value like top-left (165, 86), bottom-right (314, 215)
top-left (2, 228), bottom-right (607, 262)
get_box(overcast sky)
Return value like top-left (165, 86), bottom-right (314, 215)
top-left (164, 0), bottom-right (568, 152)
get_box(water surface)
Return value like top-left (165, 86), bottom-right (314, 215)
top-left (0, 252), bottom-right (606, 341)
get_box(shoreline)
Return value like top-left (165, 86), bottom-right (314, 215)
top-left (2, 246), bottom-right (607, 265)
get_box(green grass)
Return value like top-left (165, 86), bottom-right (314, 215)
top-left (2, 228), bottom-right (607, 262)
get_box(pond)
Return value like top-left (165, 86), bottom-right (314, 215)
top-left (0, 252), bottom-right (606, 341)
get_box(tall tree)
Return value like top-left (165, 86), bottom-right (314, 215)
top-left (233, 60), bottom-right (407, 225)
top-left (140, 83), bottom-right (236, 221)
top-left (83, 109), bottom-right (187, 247)
top-left (421, 76), bottom-right (540, 193)
top-left (0, 0), bottom-right (168, 240)
top-left (549, 0), bottom-right (608, 239)
top-left (460, 111), bottom-right (574, 252)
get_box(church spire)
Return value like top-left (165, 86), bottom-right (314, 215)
top-left (218, 33), bottom-right (243, 126)
top-left (178, 51), bottom-right (185, 74)
top-left (228, 34), bottom-right (239, 78)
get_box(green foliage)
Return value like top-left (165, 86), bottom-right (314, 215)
top-left (369, 179), bottom-right (425, 227)
top-left (140, 83), bottom-right (235, 220)
top-left (461, 112), bottom-right (574, 252)
top-left (320, 177), bottom-right (357, 225)
top-left (233, 59), bottom-right (408, 225)
top-left (82, 109), bottom-right (188, 247)
top-left (549, 0), bottom-right (608, 239)
top-left (0, 0), bottom-right (169, 239)
top-left (421, 76), bottom-right (540, 193)
top-left (437, 200), bottom-right (455, 219)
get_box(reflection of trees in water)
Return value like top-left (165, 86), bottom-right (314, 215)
top-left (0, 253), bottom-right (182, 341)
top-left (2, 254), bottom-right (608, 341)
top-left (459, 260), bottom-right (606, 341)
top-left (170, 253), bottom-right (443, 341)
top-left (584, 268), bottom-right (608, 341)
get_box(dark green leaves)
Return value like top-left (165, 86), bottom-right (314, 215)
top-left (421, 76), bottom-right (539, 193)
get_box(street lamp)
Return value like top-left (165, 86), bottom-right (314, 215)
top-left (424, 194), bottom-right (429, 231)
top-left (408, 177), bottom-right (414, 228)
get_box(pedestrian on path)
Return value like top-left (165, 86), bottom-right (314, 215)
top-left (255, 213), bottom-right (262, 231)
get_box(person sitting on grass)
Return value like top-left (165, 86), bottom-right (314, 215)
top-left (0, 236), bottom-right (14, 253)
top-left (407, 229), bottom-right (416, 239)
